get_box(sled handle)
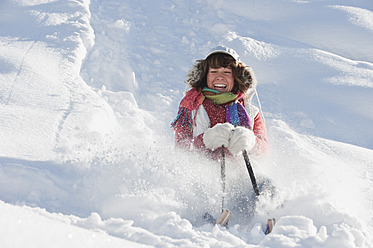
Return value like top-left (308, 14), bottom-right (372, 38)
top-left (243, 150), bottom-right (259, 196)
top-left (221, 145), bottom-right (226, 211)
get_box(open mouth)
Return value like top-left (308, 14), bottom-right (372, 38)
top-left (213, 84), bottom-right (227, 91)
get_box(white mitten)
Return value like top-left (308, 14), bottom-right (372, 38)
top-left (203, 123), bottom-right (234, 150)
top-left (228, 126), bottom-right (256, 155)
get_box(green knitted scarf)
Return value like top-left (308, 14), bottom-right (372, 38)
top-left (202, 87), bottom-right (238, 105)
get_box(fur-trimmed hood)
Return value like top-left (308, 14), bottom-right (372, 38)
top-left (184, 46), bottom-right (258, 102)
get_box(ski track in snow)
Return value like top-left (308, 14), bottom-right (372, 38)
top-left (1, 0), bottom-right (373, 247)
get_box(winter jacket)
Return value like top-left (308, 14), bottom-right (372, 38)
top-left (174, 96), bottom-right (269, 157)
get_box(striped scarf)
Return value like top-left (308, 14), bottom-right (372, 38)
top-left (171, 88), bottom-right (252, 129)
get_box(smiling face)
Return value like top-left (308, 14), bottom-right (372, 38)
top-left (206, 67), bottom-right (234, 93)
top-left (188, 53), bottom-right (253, 96)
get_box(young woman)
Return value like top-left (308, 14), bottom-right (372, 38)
top-left (172, 46), bottom-right (268, 159)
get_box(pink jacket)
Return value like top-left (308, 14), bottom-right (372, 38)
top-left (174, 97), bottom-right (269, 158)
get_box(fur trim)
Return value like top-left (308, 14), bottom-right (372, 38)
top-left (245, 66), bottom-right (257, 102)
top-left (184, 62), bottom-right (202, 87)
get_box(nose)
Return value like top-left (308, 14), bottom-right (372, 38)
top-left (215, 73), bottom-right (225, 80)
top-left (216, 71), bottom-right (225, 78)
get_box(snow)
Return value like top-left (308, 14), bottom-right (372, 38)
top-left (0, 0), bottom-right (372, 247)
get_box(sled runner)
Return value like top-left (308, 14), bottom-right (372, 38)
top-left (265, 218), bottom-right (276, 235)
top-left (205, 147), bottom-right (275, 233)
top-left (216, 209), bottom-right (232, 226)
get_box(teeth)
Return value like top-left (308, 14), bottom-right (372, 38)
top-left (214, 84), bottom-right (226, 88)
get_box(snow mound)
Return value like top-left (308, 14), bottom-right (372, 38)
top-left (0, 0), bottom-right (372, 247)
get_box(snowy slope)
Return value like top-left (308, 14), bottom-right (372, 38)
top-left (0, 0), bottom-right (373, 247)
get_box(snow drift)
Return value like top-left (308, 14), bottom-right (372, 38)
top-left (0, 0), bottom-right (372, 247)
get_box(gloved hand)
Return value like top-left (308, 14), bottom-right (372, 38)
top-left (228, 126), bottom-right (256, 155)
top-left (203, 123), bottom-right (234, 150)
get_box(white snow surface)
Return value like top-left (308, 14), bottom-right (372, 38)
top-left (1, 0), bottom-right (373, 247)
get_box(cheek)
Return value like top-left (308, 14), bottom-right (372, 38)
top-left (206, 74), bottom-right (213, 88)
top-left (227, 77), bottom-right (235, 90)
